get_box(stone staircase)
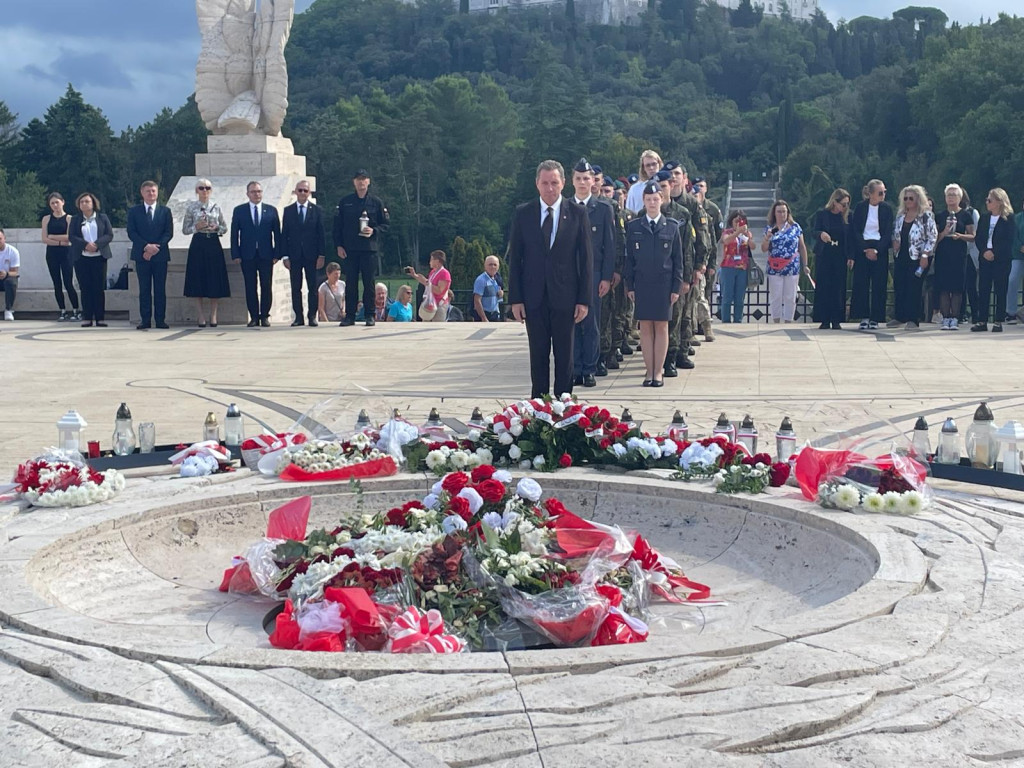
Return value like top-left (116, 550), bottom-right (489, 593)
top-left (726, 180), bottom-right (776, 229)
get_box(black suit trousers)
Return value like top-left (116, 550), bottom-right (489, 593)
top-left (289, 260), bottom-right (318, 320)
top-left (850, 243), bottom-right (888, 322)
top-left (525, 303), bottom-right (576, 399)
top-left (976, 257), bottom-right (1010, 324)
top-left (75, 258), bottom-right (106, 322)
top-left (136, 258), bottom-right (167, 324)
top-left (343, 251), bottom-right (376, 321)
top-left (240, 259), bottom-right (274, 320)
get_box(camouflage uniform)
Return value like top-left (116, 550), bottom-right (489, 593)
top-left (600, 198), bottom-right (627, 366)
top-left (614, 207), bottom-right (637, 353)
top-left (702, 197), bottom-right (723, 329)
top-left (672, 191), bottom-right (712, 353)
top-left (661, 199), bottom-right (695, 369)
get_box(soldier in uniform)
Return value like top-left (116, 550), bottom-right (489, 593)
top-left (568, 159), bottom-right (615, 387)
top-left (665, 161), bottom-right (710, 358)
top-left (694, 177), bottom-right (722, 340)
top-left (334, 169), bottom-right (390, 326)
top-left (655, 172), bottom-right (695, 375)
top-left (599, 175), bottom-right (627, 372)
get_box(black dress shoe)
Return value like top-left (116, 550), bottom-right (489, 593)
top-left (260, 318), bottom-right (271, 327)
top-left (687, 346), bottom-right (697, 356)
top-left (615, 349), bottom-right (623, 362)
top-left (642, 379), bottom-right (653, 387)
top-left (81, 321), bottom-right (93, 328)
top-left (606, 355), bottom-right (620, 370)
top-left (992, 323), bottom-right (1003, 332)
top-left (620, 342), bottom-right (633, 356)
top-left (831, 322), bottom-right (842, 330)
top-left (247, 320), bottom-right (259, 328)
top-left (365, 317), bottom-right (376, 327)
top-left (595, 361), bottom-right (608, 377)
top-left (136, 323), bottom-right (150, 330)
top-left (650, 379), bottom-right (664, 387)
top-left (95, 322), bottom-right (108, 328)
top-left (340, 318), bottom-right (356, 327)
top-left (573, 375), bottom-right (584, 386)
top-left (308, 318), bottom-right (318, 327)
top-left (291, 319), bottom-right (305, 327)
top-left (970, 322), bottom-right (987, 332)
top-left (583, 374), bottom-right (597, 387)
top-left (678, 355), bottom-right (695, 370)
top-left (156, 323), bottom-right (169, 329)
top-left (663, 361), bottom-right (678, 377)
top-left (818, 322), bottom-right (829, 330)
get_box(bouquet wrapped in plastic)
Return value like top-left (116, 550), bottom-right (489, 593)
top-left (796, 444), bottom-right (931, 515)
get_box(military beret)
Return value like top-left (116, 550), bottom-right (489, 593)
top-left (591, 164), bottom-right (603, 176)
top-left (602, 175), bottom-right (614, 187)
top-left (642, 181), bottom-right (661, 196)
top-left (692, 176), bottom-right (706, 186)
top-left (654, 170), bottom-right (672, 183)
top-left (662, 161), bottom-right (685, 173)
top-left (627, 173), bottom-right (640, 184)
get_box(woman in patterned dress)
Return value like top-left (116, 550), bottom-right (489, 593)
top-left (182, 178), bottom-right (230, 327)
top-left (760, 200), bottom-right (808, 323)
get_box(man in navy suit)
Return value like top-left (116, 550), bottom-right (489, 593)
top-left (508, 160), bottom-right (594, 398)
top-left (231, 181), bottom-right (281, 327)
top-left (127, 180), bottom-right (174, 330)
top-left (280, 180), bottom-right (326, 326)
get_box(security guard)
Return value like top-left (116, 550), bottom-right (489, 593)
top-left (655, 172), bottom-right (695, 375)
top-left (333, 169), bottom-right (390, 327)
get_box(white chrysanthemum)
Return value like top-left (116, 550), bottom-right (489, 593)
top-left (834, 484), bottom-right (861, 510)
top-left (450, 451), bottom-right (470, 469)
top-left (475, 448), bottom-right (494, 466)
top-left (612, 443), bottom-right (627, 458)
top-left (862, 492), bottom-right (885, 513)
top-left (882, 492), bottom-right (902, 513)
top-left (712, 471), bottom-right (726, 487)
top-left (902, 490), bottom-right (925, 514)
top-left (467, 429), bottom-right (482, 442)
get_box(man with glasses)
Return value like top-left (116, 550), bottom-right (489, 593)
top-left (850, 179), bottom-right (894, 330)
top-left (280, 180), bottom-right (326, 326)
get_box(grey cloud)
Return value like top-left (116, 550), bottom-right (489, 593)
top-left (22, 51), bottom-right (133, 91)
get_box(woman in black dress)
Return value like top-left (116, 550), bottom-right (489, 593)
top-left (624, 182), bottom-right (684, 387)
top-left (182, 178), bottom-right (230, 327)
top-left (40, 192), bottom-right (80, 321)
top-left (933, 184), bottom-right (975, 331)
top-left (810, 188), bottom-right (852, 330)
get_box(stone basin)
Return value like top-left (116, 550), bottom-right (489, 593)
top-left (8, 471), bottom-right (916, 679)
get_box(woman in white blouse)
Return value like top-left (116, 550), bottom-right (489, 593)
top-left (182, 178), bottom-right (230, 327)
top-left (68, 192), bottom-right (113, 328)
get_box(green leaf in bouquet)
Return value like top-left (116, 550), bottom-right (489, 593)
top-left (272, 539), bottom-right (308, 563)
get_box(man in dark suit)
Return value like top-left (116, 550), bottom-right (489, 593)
top-left (508, 159), bottom-right (594, 399)
top-left (127, 180), bottom-right (174, 330)
top-left (568, 158), bottom-right (615, 387)
top-left (280, 180), bottom-right (326, 326)
top-left (231, 181), bottom-right (281, 327)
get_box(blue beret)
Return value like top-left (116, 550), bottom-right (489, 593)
top-left (627, 173), bottom-right (639, 184)
top-left (602, 175), bottom-right (614, 187)
top-left (654, 170), bottom-right (672, 183)
top-left (591, 164), bottom-right (602, 176)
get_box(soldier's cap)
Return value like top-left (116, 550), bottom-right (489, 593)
top-left (692, 176), bottom-right (706, 186)
top-left (614, 180), bottom-right (625, 190)
top-left (602, 175), bottom-right (614, 188)
top-left (353, 169), bottom-right (370, 179)
top-left (662, 161), bottom-right (684, 173)
top-left (591, 164), bottom-right (603, 176)
top-left (627, 173), bottom-right (640, 184)
top-left (572, 158), bottom-right (594, 174)
top-left (654, 170), bottom-right (672, 183)
top-left (642, 181), bottom-right (661, 196)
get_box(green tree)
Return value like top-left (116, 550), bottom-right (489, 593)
top-left (0, 168), bottom-right (46, 228)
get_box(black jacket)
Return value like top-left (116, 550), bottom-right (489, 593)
top-left (280, 201), bottom-right (326, 265)
top-left (69, 213), bottom-right (114, 262)
top-left (569, 195), bottom-right (616, 283)
top-left (851, 200), bottom-right (894, 256)
top-left (333, 192), bottom-right (389, 253)
top-left (975, 213), bottom-right (1014, 262)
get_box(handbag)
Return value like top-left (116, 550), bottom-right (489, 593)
top-left (746, 248), bottom-right (764, 288)
top-left (418, 290), bottom-right (438, 321)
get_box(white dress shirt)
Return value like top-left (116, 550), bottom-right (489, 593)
top-left (539, 196), bottom-right (562, 248)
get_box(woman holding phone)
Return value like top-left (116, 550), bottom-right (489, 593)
top-left (407, 250), bottom-right (451, 322)
top-left (718, 210), bottom-right (752, 323)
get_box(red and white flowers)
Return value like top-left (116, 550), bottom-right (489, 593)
top-left (14, 453), bottom-right (125, 508)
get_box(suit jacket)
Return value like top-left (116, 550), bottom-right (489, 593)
top-left (570, 196), bottom-right (615, 283)
top-left (851, 200), bottom-right (894, 256)
top-left (974, 213), bottom-right (1014, 262)
top-left (126, 204), bottom-right (173, 263)
top-left (231, 202), bottom-right (281, 261)
top-left (508, 199), bottom-right (593, 312)
top-left (280, 202), bottom-right (326, 265)
top-left (68, 213), bottom-right (114, 262)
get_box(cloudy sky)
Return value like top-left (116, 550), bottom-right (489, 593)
top-left (0, 0), bottom-right (1011, 131)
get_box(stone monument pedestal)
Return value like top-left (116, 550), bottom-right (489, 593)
top-left (129, 135), bottom-right (315, 326)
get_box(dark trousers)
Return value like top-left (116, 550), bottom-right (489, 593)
top-left (812, 251), bottom-right (848, 324)
top-left (75, 257), bottom-right (106, 321)
top-left (343, 251), bottom-right (376, 321)
top-left (525, 303), bottom-right (576, 399)
top-left (892, 253), bottom-right (922, 322)
top-left (46, 252), bottom-right (78, 310)
top-left (136, 258), bottom-right (168, 324)
top-left (240, 259), bottom-right (274, 320)
top-left (0, 275), bottom-right (18, 310)
top-left (977, 257), bottom-right (1011, 324)
top-left (963, 257), bottom-right (979, 321)
top-left (573, 281), bottom-right (601, 376)
top-left (850, 243), bottom-right (888, 322)
top-left (289, 260), bottom-right (318, 320)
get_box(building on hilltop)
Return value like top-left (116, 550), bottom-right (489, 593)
top-left (714, 0), bottom-right (820, 22)
top-left (466, 0), bottom-right (646, 25)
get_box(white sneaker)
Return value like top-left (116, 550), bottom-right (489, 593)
top-left (3, 310), bottom-right (13, 321)
top-left (858, 320), bottom-right (869, 330)
top-left (931, 311), bottom-right (943, 324)
top-left (950, 318), bottom-right (958, 330)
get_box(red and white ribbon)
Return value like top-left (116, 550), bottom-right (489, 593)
top-left (169, 440), bottom-right (231, 465)
top-left (387, 606), bottom-right (465, 654)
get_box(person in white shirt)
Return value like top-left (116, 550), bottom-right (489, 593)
top-left (0, 229), bottom-right (20, 321)
top-left (624, 150), bottom-right (664, 214)
top-left (849, 179), bottom-right (895, 330)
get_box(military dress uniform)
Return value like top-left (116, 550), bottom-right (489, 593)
top-left (672, 190), bottom-right (709, 352)
top-left (333, 180), bottom-right (390, 325)
top-left (624, 214), bottom-right (685, 323)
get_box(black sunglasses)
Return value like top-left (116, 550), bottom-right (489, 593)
top-left (197, 186), bottom-right (211, 191)
top-left (903, 196), bottom-right (914, 202)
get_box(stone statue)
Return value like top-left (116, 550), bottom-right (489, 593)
top-left (195, 0), bottom-right (293, 136)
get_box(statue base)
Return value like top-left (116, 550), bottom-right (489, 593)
top-left (132, 136), bottom-right (316, 326)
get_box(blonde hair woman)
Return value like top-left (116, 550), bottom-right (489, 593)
top-left (625, 150), bottom-right (664, 213)
top-left (933, 183), bottom-right (975, 330)
top-left (810, 188), bottom-right (852, 329)
top-left (182, 177), bottom-right (230, 327)
top-left (760, 199), bottom-right (808, 323)
top-left (971, 187), bottom-right (1015, 332)
top-left (890, 185), bottom-right (937, 329)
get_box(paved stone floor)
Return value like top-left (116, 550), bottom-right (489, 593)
top-left (2, 317), bottom-right (1024, 766)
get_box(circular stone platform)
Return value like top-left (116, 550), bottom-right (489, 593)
top-left (2, 469), bottom-right (1023, 766)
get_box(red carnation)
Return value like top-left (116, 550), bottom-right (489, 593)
top-left (584, 406), bottom-right (599, 419)
top-left (471, 464), bottom-right (496, 483)
top-left (544, 498), bottom-right (569, 518)
top-left (448, 496), bottom-right (473, 521)
top-left (402, 500), bottom-right (423, 513)
top-left (769, 462), bottom-right (791, 487)
top-left (598, 409), bottom-right (611, 422)
top-left (742, 455), bottom-right (757, 466)
top-left (558, 453), bottom-right (573, 468)
top-left (476, 478), bottom-right (506, 503)
top-left (754, 453), bottom-right (772, 466)
top-left (385, 507), bottom-right (407, 527)
top-left (445, 441), bottom-right (459, 450)
top-left (441, 472), bottom-right (470, 495)
top-left (605, 416), bottom-right (619, 429)
top-left (579, 417), bottom-right (592, 430)
top-left (599, 437), bottom-right (612, 450)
